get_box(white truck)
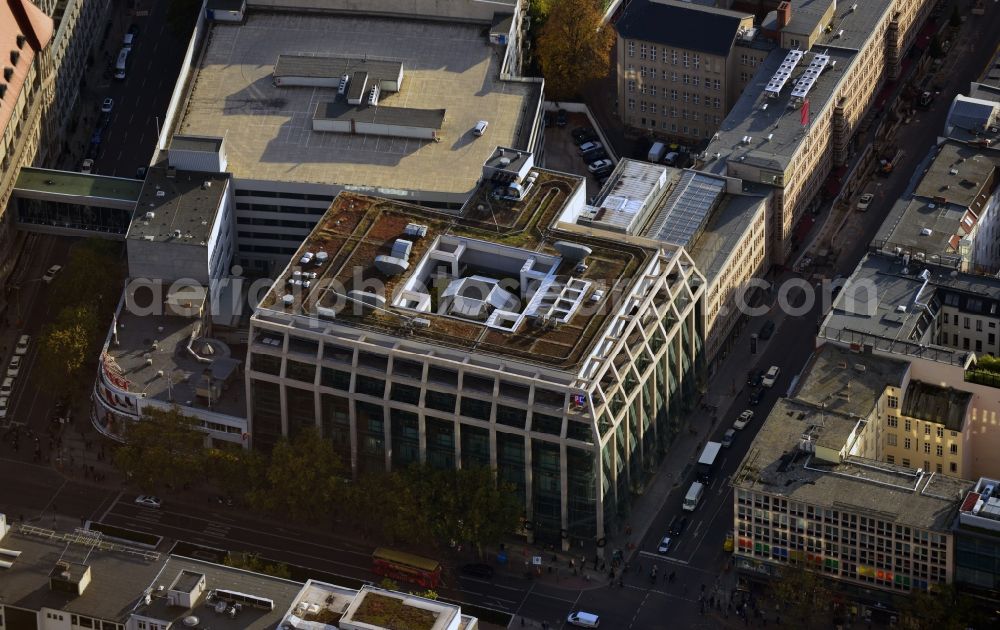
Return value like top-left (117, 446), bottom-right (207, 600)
top-left (647, 141), bottom-right (667, 163)
top-left (682, 481), bottom-right (705, 511)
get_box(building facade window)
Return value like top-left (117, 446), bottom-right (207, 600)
top-left (888, 395), bottom-right (899, 409)
top-left (628, 41), bottom-right (635, 57)
top-left (904, 438), bottom-right (912, 450)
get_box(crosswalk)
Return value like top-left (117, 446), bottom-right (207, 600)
top-left (203, 521), bottom-right (231, 538)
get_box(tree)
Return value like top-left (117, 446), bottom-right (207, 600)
top-left (536, 0), bottom-right (615, 99)
top-left (48, 238), bottom-right (123, 315)
top-left (900, 584), bottom-right (978, 630)
top-left (37, 304), bottom-right (98, 382)
top-left (768, 564), bottom-right (832, 625)
top-left (249, 427), bottom-right (343, 521)
top-left (346, 470), bottom-right (425, 544)
top-left (204, 446), bottom-right (266, 500)
top-left (224, 552), bottom-right (291, 579)
top-left (113, 406), bottom-right (206, 492)
top-left (378, 578), bottom-right (399, 591)
top-left (435, 466), bottom-right (521, 557)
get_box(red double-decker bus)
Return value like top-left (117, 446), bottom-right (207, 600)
top-left (372, 548), bottom-right (442, 589)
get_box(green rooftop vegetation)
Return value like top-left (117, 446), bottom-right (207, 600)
top-left (353, 593), bottom-right (438, 630)
top-left (966, 355), bottom-right (1000, 389)
top-left (15, 168), bottom-right (143, 202)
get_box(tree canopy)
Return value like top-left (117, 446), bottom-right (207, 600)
top-left (249, 427), bottom-right (344, 521)
top-left (536, 0), bottom-right (615, 99)
top-left (37, 304), bottom-right (98, 382)
top-left (113, 406), bottom-right (206, 492)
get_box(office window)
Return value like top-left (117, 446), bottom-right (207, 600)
top-left (693, 53), bottom-right (700, 69)
top-left (904, 419), bottom-right (911, 431)
top-left (936, 426), bottom-right (943, 438)
top-left (693, 94), bottom-right (700, 105)
top-left (887, 417), bottom-right (898, 427)
top-left (641, 83), bottom-right (647, 94)
top-left (640, 101), bottom-right (647, 112)
top-left (887, 434), bottom-right (897, 446)
top-left (650, 45), bottom-right (657, 61)
top-left (976, 340), bottom-right (983, 352)
top-left (990, 333), bottom-right (996, 345)
top-left (683, 92), bottom-right (689, 102)
top-left (977, 319), bottom-right (983, 331)
top-left (640, 44), bottom-right (647, 59)
top-left (692, 76), bottom-right (700, 87)
top-left (670, 89), bottom-right (678, 100)
top-left (628, 80), bottom-right (635, 93)
top-left (662, 69), bottom-right (669, 80)
top-left (964, 317), bottom-right (970, 329)
top-left (671, 49), bottom-right (677, 65)
top-left (888, 395), bottom-right (899, 409)
top-left (628, 98), bottom-right (635, 111)
top-left (650, 85), bottom-right (657, 97)
top-left (741, 53), bottom-right (748, 65)
top-left (923, 443), bottom-right (931, 454)
top-left (671, 71), bottom-right (678, 82)
top-left (714, 97), bottom-right (721, 108)
top-left (714, 79), bottom-right (721, 90)
top-left (628, 41), bottom-right (635, 57)
top-left (904, 438), bottom-right (911, 450)
top-left (924, 425), bottom-right (930, 436)
top-left (943, 313), bottom-right (949, 324)
top-left (936, 445), bottom-right (943, 456)
top-left (950, 444), bottom-right (958, 454)
top-left (683, 51), bottom-right (689, 67)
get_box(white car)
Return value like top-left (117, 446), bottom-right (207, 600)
top-left (42, 265), bottom-right (62, 283)
top-left (6, 356), bottom-right (20, 378)
top-left (134, 495), bottom-right (162, 508)
top-left (578, 141), bottom-right (603, 154)
top-left (857, 193), bottom-right (874, 211)
top-left (80, 158), bottom-right (94, 174)
top-left (733, 409), bottom-right (754, 431)
top-left (101, 97), bottom-right (114, 113)
top-left (15, 335), bottom-right (30, 356)
top-left (473, 120), bottom-right (489, 136)
top-left (0, 396), bottom-right (7, 419)
top-left (762, 365), bottom-right (781, 388)
top-left (721, 428), bottom-right (736, 447)
top-left (587, 159), bottom-right (614, 173)
top-left (0, 378), bottom-right (13, 397)
top-left (657, 535), bottom-right (673, 554)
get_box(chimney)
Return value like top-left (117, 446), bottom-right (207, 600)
top-left (777, 1), bottom-right (791, 29)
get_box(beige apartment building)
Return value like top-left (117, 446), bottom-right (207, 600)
top-left (0, 0), bottom-right (52, 289)
top-left (616, 0), bottom-right (768, 144)
top-left (698, 0), bottom-right (934, 263)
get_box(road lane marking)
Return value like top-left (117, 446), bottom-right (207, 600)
top-left (37, 478), bottom-right (67, 518)
top-left (95, 491), bottom-right (123, 522)
top-left (638, 550), bottom-right (688, 565)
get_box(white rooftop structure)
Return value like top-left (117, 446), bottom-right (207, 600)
top-left (645, 171), bottom-right (727, 246)
top-left (765, 49), bottom-right (803, 97)
top-left (791, 52), bottom-right (830, 100)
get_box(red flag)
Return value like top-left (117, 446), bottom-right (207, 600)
top-left (801, 98), bottom-right (810, 127)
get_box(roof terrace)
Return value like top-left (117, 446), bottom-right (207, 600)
top-left (256, 171), bottom-right (654, 370)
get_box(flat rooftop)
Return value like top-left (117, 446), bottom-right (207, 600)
top-left (687, 191), bottom-right (767, 284)
top-left (819, 253), bottom-right (973, 367)
top-left (127, 167), bottom-right (229, 244)
top-left (134, 556), bottom-right (303, 630)
top-left (700, 46), bottom-right (856, 175)
top-left (176, 11), bottom-right (540, 198)
top-left (0, 524), bottom-right (167, 623)
top-left (106, 284), bottom-right (247, 419)
top-left (14, 167), bottom-right (144, 202)
top-left (257, 173), bottom-right (656, 371)
top-left (912, 142), bottom-right (995, 209)
top-left (793, 343), bottom-right (910, 419)
top-left (581, 159), bottom-right (677, 234)
top-left (900, 380), bottom-right (971, 432)
top-left (873, 198), bottom-right (972, 267)
top-left (735, 397), bottom-right (973, 531)
top-left (944, 92), bottom-right (1000, 146)
top-left (340, 586), bottom-right (462, 630)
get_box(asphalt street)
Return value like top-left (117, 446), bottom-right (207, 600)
top-left (89, 0), bottom-right (187, 177)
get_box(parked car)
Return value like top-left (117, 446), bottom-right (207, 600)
top-left (723, 531), bottom-right (735, 552)
top-left (721, 428), bottom-right (736, 448)
top-left (857, 193), bottom-right (874, 211)
top-left (578, 141), bottom-right (603, 155)
top-left (657, 535), bottom-right (672, 554)
top-left (762, 365), bottom-right (781, 388)
top-left (1, 378), bottom-right (13, 397)
top-left (14, 335), bottom-right (29, 356)
top-left (0, 396), bottom-right (7, 420)
top-left (583, 149), bottom-right (609, 164)
top-left (7, 356), bottom-right (21, 378)
top-left (80, 158), bottom-right (94, 174)
top-left (42, 265), bottom-right (62, 283)
top-left (473, 120), bottom-right (489, 136)
top-left (101, 97), bottom-right (114, 113)
top-left (135, 166), bottom-right (147, 179)
top-left (572, 127), bottom-right (598, 144)
top-left (556, 109), bottom-right (568, 127)
top-left (134, 495), bottom-right (162, 508)
top-left (587, 159), bottom-right (614, 173)
top-left (747, 369), bottom-right (762, 387)
top-left (460, 563), bottom-right (495, 579)
top-left (733, 409), bottom-right (754, 430)
top-left (749, 387), bottom-right (763, 406)
top-left (759, 319), bottom-right (775, 340)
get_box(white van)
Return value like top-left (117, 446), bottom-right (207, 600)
top-left (473, 120), bottom-right (489, 136)
top-left (682, 481), bottom-right (705, 512)
top-left (567, 611), bottom-right (600, 628)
